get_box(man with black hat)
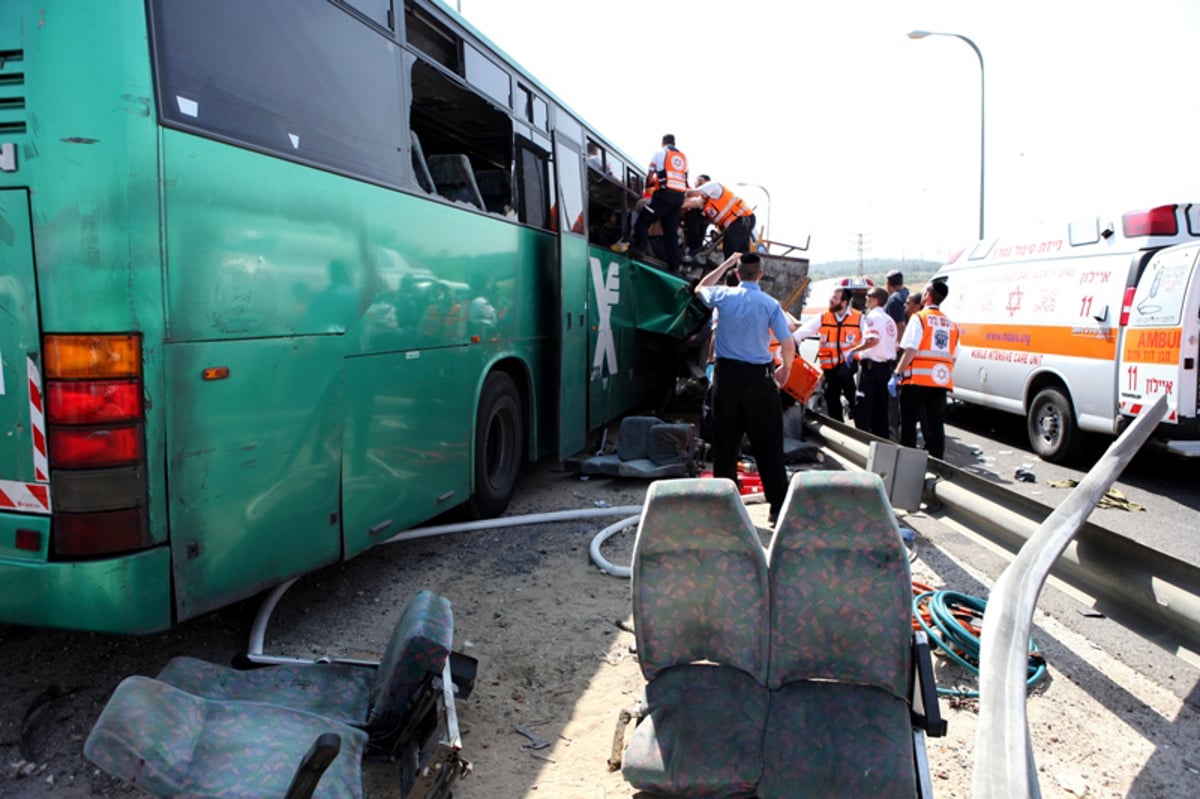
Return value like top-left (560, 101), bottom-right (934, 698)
top-left (695, 252), bottom-right (794, 525)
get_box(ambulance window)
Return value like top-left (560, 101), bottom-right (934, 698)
top-left (1187, 205), bottom-right (1200, 236)
top-left (1127, 246), bottom-right (1194, 327)
top-left (1069, 218), bottom-right (1100, 246)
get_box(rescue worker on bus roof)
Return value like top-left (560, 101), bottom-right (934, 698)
top-left (790, 280), bottom-right (863, 423)
top-left (632, 134), bottom-right (688, 273)
top-left (682, 175), bottom-right (757, 260)
top-left (890, 280), bottom-right (960, 460)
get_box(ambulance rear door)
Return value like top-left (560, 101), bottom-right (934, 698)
top-left (1118, 241), bottom-right (1200, 437)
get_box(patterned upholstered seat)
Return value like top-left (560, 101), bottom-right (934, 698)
top-left (572, 415), bottom-right (699, 479)
top-left (87, 590), bottom-right (471, 799)
top-left (84, 676), bottom-right (368, 798)
top-left (155, 589), bottom-right (454, 755)
top-left (621, 477), bottom-right (770, 798)
top-left (761, 471), bottom-right (923, 798)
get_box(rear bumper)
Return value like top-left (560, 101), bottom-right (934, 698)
top-left (0, 546), bottom-right (172, 634)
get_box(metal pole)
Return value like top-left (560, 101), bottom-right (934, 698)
top-left (736, 182), bottom-right (771, 242)
top-left (908, 31), bottom-right (986, 240)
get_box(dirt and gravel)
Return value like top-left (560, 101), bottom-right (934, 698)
top-left (2, 437), bottom-right (1200, 798)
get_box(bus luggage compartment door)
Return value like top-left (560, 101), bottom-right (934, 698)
top-left (0, 189), bottom-right (52, 527)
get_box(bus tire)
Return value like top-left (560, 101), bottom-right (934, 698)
top-left (1027, 387), bottom-right (1078, 463)
top-left (465, 372), bottom-right (524, 519)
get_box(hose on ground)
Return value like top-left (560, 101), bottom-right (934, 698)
top-left (912, 583), bottom-right (1048, 698)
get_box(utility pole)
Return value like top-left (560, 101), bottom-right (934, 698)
top-left (855, 233), bottom-right (867, 277)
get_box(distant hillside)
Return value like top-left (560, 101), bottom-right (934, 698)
top-left (808, 258), bottom-right (942, 288)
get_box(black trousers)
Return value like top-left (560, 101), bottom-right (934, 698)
top-left (712, 359), bottom-right (788, 516)
top-left (821, 362), bottom-right (857, 422)
top-left (854, 358), bottom-right (895, 438)
top-left (721, 213), bottom-right (756, 257)
top-left (633, 189), bottom-right (684, 272)
top-left (899, 384), bottom-right (949, 459)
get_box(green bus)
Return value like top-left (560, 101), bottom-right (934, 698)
top-left (0, 0), bottom-right (705, 633)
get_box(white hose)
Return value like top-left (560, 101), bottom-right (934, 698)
top-left (247, 504), bottom-right (646, 663)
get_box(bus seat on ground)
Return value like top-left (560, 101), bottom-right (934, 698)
top-left (85, 590), bottom-right (475, 799)
top-left (410, 131), bottom-right (435, 194)
top-left (619, 478), bottom-right (771, 797)
top-left (84, 676), bottom-right (367, 799)
top-left (613, 473), bottom-right (944, 798)
top-left (567, 415), bottom-right (699, 478)
top-left (427, 153), bottom-right (486, 210)
top-left (474, 168), bottom-right (512, 215)
top-left (762, 471), bottom-right (943, 798)
top-left (154, 590), bottom-right (471, 756)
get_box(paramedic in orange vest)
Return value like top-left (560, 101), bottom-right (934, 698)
top-left (682, 175), bottom-right (757, 258)
top-left (790, 284), bottom-right (862, 423)
top-left (890, 280), bottom-right (959, 459)
top-left (632, 134), bottom-right (688, 273)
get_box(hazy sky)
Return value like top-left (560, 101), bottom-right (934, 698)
top-left (452, 0), bottom-right (1200, 263)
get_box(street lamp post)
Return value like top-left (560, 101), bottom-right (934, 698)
top-left (908, 29), bottom-right (985, 240)
top-left (736, 182), bottom-right (771, 243)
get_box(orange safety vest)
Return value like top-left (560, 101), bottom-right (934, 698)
top-left (702, 184), bottom-right (753, 229)
top-left (658, 147), bottom-right (689, 192)
top-left (816, 308), bottom-right (862, 370)
top-left (900, 306), bottom-right (958, 388)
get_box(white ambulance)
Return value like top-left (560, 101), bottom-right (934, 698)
top-left (934, 203), bottom-right (1200, 462)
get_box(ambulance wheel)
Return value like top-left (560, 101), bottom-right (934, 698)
top-left (466, 372), bottom-right (524, 519)
top-left (1027, 387), bottom-right (1078, 463)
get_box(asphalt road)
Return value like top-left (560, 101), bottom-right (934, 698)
top-left (938, 400), bottom-right (1199, 567)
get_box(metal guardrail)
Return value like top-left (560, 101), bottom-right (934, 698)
top-left (811, 415), bottom-right (1200, 653)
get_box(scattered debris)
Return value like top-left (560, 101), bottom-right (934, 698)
top-left (1046, 480), bottom-right (1146, 511)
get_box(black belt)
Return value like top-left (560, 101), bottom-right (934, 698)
top-left (860, 358), bottom-right (896, 370)
top-left (715, 358), bottom-right (775, 380)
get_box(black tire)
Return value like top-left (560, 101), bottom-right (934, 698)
top-left (1027, 387), bottom-right (1078, 463)
top-left (465, 372), bottom-right (524, 519)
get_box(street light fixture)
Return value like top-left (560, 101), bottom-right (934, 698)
top-left (908, 29), bottom-right (986, 240)
top-left (736, 182), bottom-right (771, 244)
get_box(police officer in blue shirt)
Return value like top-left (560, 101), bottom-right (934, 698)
top-left (695, 252), bottom-right (795, 524)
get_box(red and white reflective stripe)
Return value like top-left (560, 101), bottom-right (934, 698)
top-left (1123, 400), bottom-right (1178, 422)
top-left (0, 480), bottom-right (51, 514)
top-left (28, 356), bottom-right (48, 482)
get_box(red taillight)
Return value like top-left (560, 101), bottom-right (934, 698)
top-left (1120, 286), bottom-right (1137, 327)
top-left (52, 509), bottom-right (148, 557)
top-left (48, 425), bottom-right (142, 468)
top-left (46, 379), bottom-right (141, 424)
top-left (43, 333), bottom-right (150, 558)
top-left (1123, 205), bottom-right (1178, 238)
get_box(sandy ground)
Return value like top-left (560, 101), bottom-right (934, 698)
top-left (2, 451), bottom-right (1200, 798)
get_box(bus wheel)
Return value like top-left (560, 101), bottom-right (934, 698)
top-left (1027, 387), bottom-right (1078, 463)
top-left (465, 372), bottom-right (524, 519)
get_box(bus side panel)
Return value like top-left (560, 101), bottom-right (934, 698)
top-left (586, 252), bottom-right (674, 427)
top-left (165, 337), bottom-right (343, 623)
top-left (342, 346), bottom-right (472, 558)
